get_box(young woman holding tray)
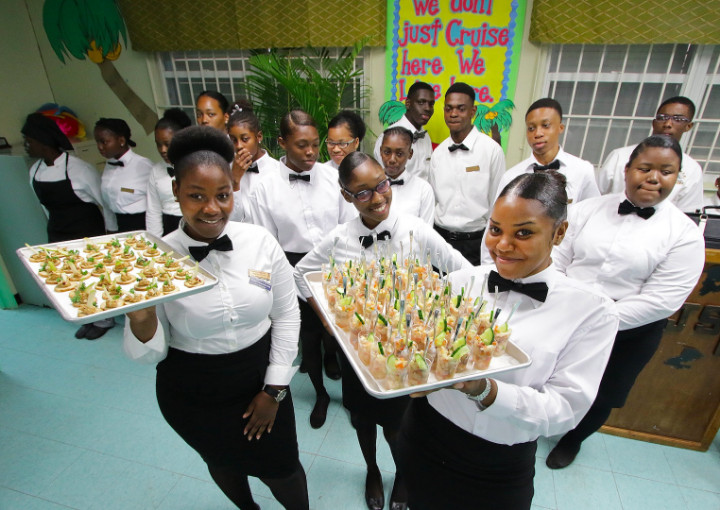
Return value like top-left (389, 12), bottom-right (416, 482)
top-left (123, 126), bottom-right (308, 510)
top-left (395, 171), bottom-right (619, 510)
top-left (294, 152), bottom-right (471, 510)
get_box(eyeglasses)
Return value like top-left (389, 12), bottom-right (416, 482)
top-left (343, 178), bottom-right (391, 202)
top-left (654, 114), bottom-right (691, 124)
top-left (326, 139), bottom-right (357, 149)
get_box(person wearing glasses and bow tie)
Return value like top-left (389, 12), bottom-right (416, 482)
top-left (95, 117), bottom-right (153, 232)
top-left (597, 96), bottom-right (703, 213)
top-left (428, 82), bottom-right (506, 265)
top-left (248, 110), bottom-right (355, 429)
top-left (374, 81), bottom-right (436, 181)
top-left (325, 110), bottom-right (366, 170)
top-left (396, 171), bottom-right (618, 510)
top-left (546, 135), bottom-right (704, 470)
top-left (295, 152), bottom-right (470, 510)
top-left (146, 108), bottom-right (192, 237)
top-left (124, 126), bottom-right (309, 510)
top-left (379, 126), bottom-right (434, 224)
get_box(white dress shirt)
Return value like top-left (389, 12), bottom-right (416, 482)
top-left (495, 147), bottom-right (600, 204)
top-left (597, 145), bottom-right (704, 213)
top-left (429, 127), bottom-right (506, 232)
top-left (388, 171), bottom-right (435, 224)
top-left (145, 161), bottom-right (181, 237)
top-left (247, 157), bottom-right (356, 254)
top-left (30, 152), bottom-right (117, 231)
top-left (231, 152), bottom-right (280, 222)
top-left (553, 193), bottom-right (705, 331)
top-left (100, 149), bottom-right (153, 215)
top-left (123, 221), bottom-right (300, 386)
top-left (428, 263), bottom-right (618, 445)
top-left (374, 115), bottom-right (433, 181)
top-left (294, 208), bottom-right (472, 299)
top-left (324, 160), bottom-right (339, 170)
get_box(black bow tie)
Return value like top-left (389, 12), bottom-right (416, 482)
top-left (246, 163), bottom-right (259, 174)
top-left (167, 166), bottom-right (175, 178)
top-left (533, 160), bottom-right (561, 172)
top-left (448, 143), bottom-right (469, 153)
top-left (618, 199), bottom-right (655, 219)
top-left (413, 130), bottom-right (427, 141)
top-left (488, 270), bottom-right (548, 302)
top-left (188, 234), bottom-right (233, 262)
top-left (289, 173), bottom-right (310, 182)
top-left (359, 230), bottom-right (391, 248)
top-left (390, 179), bottom-right (404, 186)
top-left (108, 160), bottom-right (124, 167)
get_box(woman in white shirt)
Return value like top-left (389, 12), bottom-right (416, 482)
top-left (547, 135), bottom-right (705, 469)
top-left (124, 126), bottom-right (308, 510)
top-left (295, 152), bottom-right (471, 510)
top-left (325, 110), bottom-right (365, 170)
top-left (396, 171), bottom-right (619, 510)
top-left (146, 108), bottom-right (191, 237)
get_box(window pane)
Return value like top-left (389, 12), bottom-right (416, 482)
top-left (629, 122), bottom-right (651, 145)
top-left (648, 44), bottom-right (675, 73)
top-left (583, 119), bottom-right (610, 164)
top-left (635, 83), bottom-right (663, 117)
top-left (553, 81), bottom-right (574, 110)
top-left (572, 82), bottom-right (596, 115)
top-left (670, 44), bottom-right (695, 74)
top-left (592, 83), bottom-right (618, 115)
top-left (605, 119), bottom-right (632, 156)
top-left (165, 79), bottom-right (179, 105)
top-left (549, 46), bottom-right (561, 72)
top-left (704, 84), bottom-right (720, 120)
top-left (662, 83), bottom-right (682, 101)
top-left (563, 118), bottom-right (586, 155)
top-left (559, 44), bottom-right (582, 72)
top-left (579, 45), bottom-right (603, 73)
top-left (601, 45), bottom-right (626, 72)
top-left (626, 46), bottom-right (650, 72)
top-left (178, 79), bottom-right (193, 106)
top-left (614, 82), bottom-right (640, 116)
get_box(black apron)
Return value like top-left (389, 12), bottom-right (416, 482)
top-left (32, 154), bottom-right (106, 243)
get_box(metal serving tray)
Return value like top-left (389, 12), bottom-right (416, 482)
top-left (17, 231), bottom-right (218, 324)
top-left (303, 271), bottom-right (532, 399)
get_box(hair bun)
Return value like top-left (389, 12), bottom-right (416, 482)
top-left (167, 125), bottom-right (235, 165)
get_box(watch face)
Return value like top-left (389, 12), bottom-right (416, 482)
top-left (276, 389), bottom-right (288, 402)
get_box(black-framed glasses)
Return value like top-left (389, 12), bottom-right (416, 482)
top-left (655, 113), bottom-right (691, 124)
top-left (343, 178), bottom-right (391, 202)
top-left (326, 139), bottom-right (357, 149)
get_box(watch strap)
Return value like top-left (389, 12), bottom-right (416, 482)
top-left (262, 385), bottom-right (287, 402)
top-left (467, 378), bottom-right (492, 410)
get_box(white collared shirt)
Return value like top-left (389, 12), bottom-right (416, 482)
top-left (553, 193), bottom-right (705, 330)
top-left (374, 115), bottom-right (433, 181)
top-left (30, 152), bottom-right (117, 231)
top-left (100, 149), bottom-right (153, 215)
top-left (247, 157), bottom-right (356, 254)
top-left (294, 209), bottom-right (472, 299)
top-left (388, 171), bottom-right (435, 224)
top-left (597, 145), bottom-right (704, 213)
top-left (123, 221), bottom-right (300, 385)
top-left (429, 127), bottom-right (506, 232)
top-left (495, 147), bottom-right (600, 204)
top-left (231, 152), bottom-right (280, 222)
top-left (145, 161), bottom-right (181, 237)
top-left (324, 160), bottom-right (339, 170)
top-left (428, 263), bottom-right (618, 445)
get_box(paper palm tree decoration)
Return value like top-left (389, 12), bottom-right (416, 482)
top-left (43, 0), bottom-right (158, 133)
top-left (378, 100), bottom-right (406, 127)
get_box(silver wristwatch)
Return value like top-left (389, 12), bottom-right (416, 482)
top-left (263, 385), bottom-right (288, 403)
top-left (466, 378), bottom-right (492, 410)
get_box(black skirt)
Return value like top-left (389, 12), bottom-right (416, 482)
top-left (397, 397), bottom-right (537, 510)
top-left (155, 331), bottom-right (300, 478)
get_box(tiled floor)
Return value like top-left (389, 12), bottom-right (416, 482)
top-left (1, 305), bottom-right (719, 510)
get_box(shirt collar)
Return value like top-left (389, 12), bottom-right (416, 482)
top-left (496, 262), bottom-right (559, 308)
top-left (621, 192), bottom-right (670, 213)
top-left (109, 149), bottom-right (133, 166)
top-left (452, 126), bottom-right (479, 150)
top-left (279, 156), bottom-right (314, 184)
top-left (355, 208), bottom-right (400, 237)
top-left (528, 146), bottom-right (567, 169)
top-left (175, 218), bottom-right (232, 250)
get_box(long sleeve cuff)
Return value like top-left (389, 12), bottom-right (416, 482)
top-left (122, 316), bottom-right (167, 363)
top-left (264, 363), bottom-right (299, 386)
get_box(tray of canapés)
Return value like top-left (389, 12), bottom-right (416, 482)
top-left (303, 252), bottom-right (531, 399)
top-left (16, 231), bottom-right (218, 324)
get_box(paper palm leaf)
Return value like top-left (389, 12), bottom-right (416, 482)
top-left (379, 101), bottom-right (406, 126)
top-left (474, 99), bottom-right (515, 134)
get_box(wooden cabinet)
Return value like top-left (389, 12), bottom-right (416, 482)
top-left (602, 250), bottom-right (720, 451)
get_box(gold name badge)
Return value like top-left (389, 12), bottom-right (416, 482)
top-left (248, 269), bottom-right (271, 281)
top-left (120, 187), bottom-right (135, 193)
top-left (466, 165), bottom-right (480, 172)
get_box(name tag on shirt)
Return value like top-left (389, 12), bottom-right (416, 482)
top-left (248, 269), bottom-right (271, 291)
top-left (121, 187), bottom-right (135, 194)
top-left (466, 165), bottom-right (480, 172)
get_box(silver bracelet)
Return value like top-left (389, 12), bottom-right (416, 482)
top-left (467, 378), bottom-right (492, 410)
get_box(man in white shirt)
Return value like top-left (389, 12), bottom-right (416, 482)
top-left (597, 96), bottom-right (704, 213)
top-left (428, 82), bottom-right (506, 265)
top-left (374, 81), bottom-right (435, 181)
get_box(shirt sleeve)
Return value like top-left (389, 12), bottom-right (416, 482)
top-left (247, 186), bottom-right (279, 239)
top-left (672, 164), bottom-right (705, 213)
top-left (265, 237), bottom-right (301, 386)
top-left (68, 158), bottom-right (118, 232)
top-left (597, 149), bottom-right (621, 195)
top-left (145, 171), bottom-right (164, 237)
top-left (551, 205), bottom-right (582, 273)
top-left (122, 305), bottom-right (170, 364)
top-left (577, 168), bottom-right (601, 202)
top-left (486, 142), bottom-right (507, 205)
top-left (419, 182), bottom-right (435, 225)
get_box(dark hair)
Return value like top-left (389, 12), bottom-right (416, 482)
top-left (498, 171), bottom-right (568, 227)
top-left (338, 151), bottom-right (378, 186)
top-left (94, 118), bottom-right (136, 147)
top-left (167, 125), bottom-right (235, 184)
top-left (626, 134), bottom-right (682, 169)
top-left (445, 82), bottom-right (475, 103)
top-left (196, 90), bottom-right (229, 113)
top-left (328, 110), bottom-right (366, 142)
top-left (526, 98), bottom-right (563, 121)
top-left (382, 126), bottom-right (413, 147)
top-left (21, 113), bottom-right (73, 151)
top-left (155, 108), bottom-right (192, 132)
top-left (657, 96), bottom-right (695, 119)
top-left (279, 110), bottom-right (317, 138)
top-left (227, 99), bottom-right (260, 133)
top-left (407, 81), bottom-right (434, 100)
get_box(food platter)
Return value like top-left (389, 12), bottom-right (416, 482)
top-left (16, 231), bottom-right (217, 324)
top-left (304, 271), bottom-right (531, 399)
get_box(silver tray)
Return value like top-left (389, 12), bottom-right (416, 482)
top-left (303, 271), bottom-right (532, 399)
top-left (17, 231), bottom-right (218, 324)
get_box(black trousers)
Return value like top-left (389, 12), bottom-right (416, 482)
top-left (433, 225), bottom-right (484, 266)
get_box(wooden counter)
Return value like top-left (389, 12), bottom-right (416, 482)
top-left (601, 249), bottom-right (720, 451)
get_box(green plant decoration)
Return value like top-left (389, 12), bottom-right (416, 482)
top-left (43, 0), bottom-right (158, 133)
top-left (473, 99), bottom-right (515, 135)
top-left (246, 41), bottom-right (367, 160)
top-left (378, 100), bottom-right (406, 127)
